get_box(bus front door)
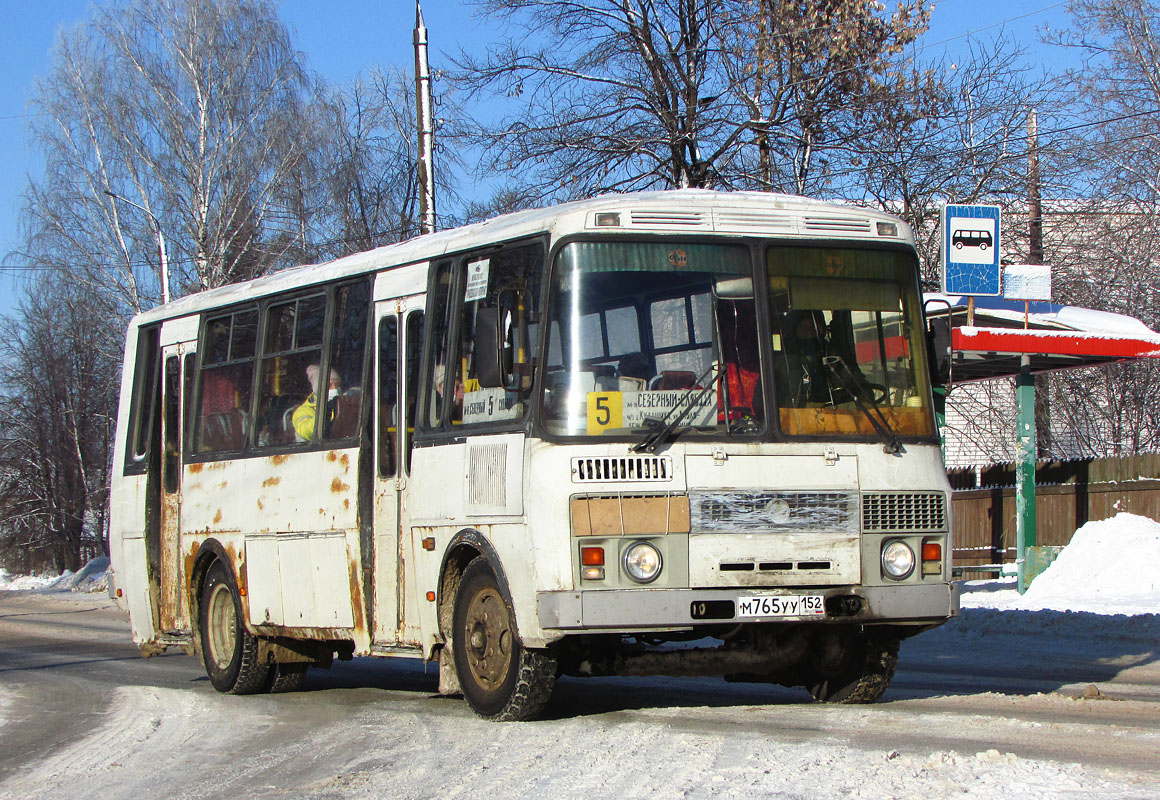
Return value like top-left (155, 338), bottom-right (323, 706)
top-left (372, 295), bottom-right (424, 645)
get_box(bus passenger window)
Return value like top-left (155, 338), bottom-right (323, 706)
top-left (124, 324), bottom-right (160, 474)
top-left (325, 281), bottom-right (370, 441)
top-left (193, 309), bottom-right (257, 454)
top-left (255, 295), bottom-right (324, 446)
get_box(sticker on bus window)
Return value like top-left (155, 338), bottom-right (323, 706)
top-left (465, 259), bottom-right (490, 302)
top-left (587, 392), bottom-right (623, 434)
top-left (587, 390), bottom-right (716, 434)
top-left (462, 386), bottom-right (522, 424)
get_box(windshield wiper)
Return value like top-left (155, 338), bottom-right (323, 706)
top-left (822, 356), bottom-right (906, 456)
top-left (631, 361), bottom-right (725, 454)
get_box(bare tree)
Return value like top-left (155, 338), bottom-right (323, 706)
top-left (721, 0), bottom-right (932, 195)
top-left (1030, 0), bottom-right (1160, 458)
top-left (14, 0), bottom-right (322, 314)
top-left (453, 0), bottom-right (932, 201)
top-left (0, 280), bottom-right (120, 572)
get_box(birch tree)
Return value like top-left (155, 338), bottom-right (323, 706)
top-left (16, 0), bottom-right (320, 314)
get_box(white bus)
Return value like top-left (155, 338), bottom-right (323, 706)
top-left (109, 189), bottom-right (958, 719)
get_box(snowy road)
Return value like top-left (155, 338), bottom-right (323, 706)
top-left (1, 589), bottom-right (1158, 799)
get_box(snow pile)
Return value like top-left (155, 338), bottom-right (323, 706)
top-left (962, 513), bottom-right (1160, 617)
top-left (0, 556), bottom-right (110, 594)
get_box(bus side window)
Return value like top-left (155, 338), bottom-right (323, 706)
top-left (255, 294), bottom-right (325, 446)
top-left (124, 324), bottom-right (160, 474)
top-left (425, 261), bottom-right (455, 429)
top-left (193, 309), bottom-right (257, 454)
top-left (451, 244), bottom-right (543, 426)
top-left (325, 281), bottom-right (370, 441)
top-left (378, 316), bottom-right (399, 478)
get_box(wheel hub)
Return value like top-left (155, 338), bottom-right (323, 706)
top-left (206, 582), bottom-right (236, 671)
top-left (464, 585), bottom-right (512, 690)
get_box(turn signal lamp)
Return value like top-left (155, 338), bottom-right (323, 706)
top-left (581, 546), bottom-right (605, 566)
top-left (922, 539), bottom-right (942, 576)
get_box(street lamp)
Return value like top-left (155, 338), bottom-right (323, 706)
top-left (104, 190), bottom-right (171, 305)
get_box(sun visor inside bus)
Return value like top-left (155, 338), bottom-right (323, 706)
top-left (785, 278), bottom-right (902, 312)
top-left (713, 276), bottom-right (754, 299)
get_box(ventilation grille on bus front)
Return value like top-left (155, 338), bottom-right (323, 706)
top-left (803, 215), bottom-right (872, 234)
top-left (861, 492), bottom-right (947, 532)
top-left (713, 209), bottom-right (797, 232)
top-left (571, 456), bottom-right (673, 483)
top-left (629, 210), bottom-right (709, 228)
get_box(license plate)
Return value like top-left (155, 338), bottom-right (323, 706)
top-left (737, 594), bottom-right (825, 618)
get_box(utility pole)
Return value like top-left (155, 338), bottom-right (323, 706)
top-left (1028, 108), bottom-right (1044, 265)
top-left (415, 2), bottom-right (436, 235)
top-left (104, 190), bottom-right (171, 305)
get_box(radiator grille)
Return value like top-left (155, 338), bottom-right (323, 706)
top-left (571, 456), bottom-right (672, 483)
top-left (692, 491), bottom-right (856, 533)
top-left (861, 492), bottom-right (947, 532)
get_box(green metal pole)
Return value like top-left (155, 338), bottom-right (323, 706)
top-left (1015, 355), bottom-right (1037, 593)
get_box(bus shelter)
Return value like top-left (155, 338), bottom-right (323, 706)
top-left (924, 295), bottom-right (1160, 591)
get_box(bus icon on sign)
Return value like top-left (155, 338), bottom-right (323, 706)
top-left (951, 229), bottom-right (992, 251)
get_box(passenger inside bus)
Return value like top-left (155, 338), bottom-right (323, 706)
top-left (292, 364), bottom-right (341, 441)
top-left (778, 310), bottom-right (830, 406)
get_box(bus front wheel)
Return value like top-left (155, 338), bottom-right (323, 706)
top-left (199, 559), bottom-right (270, 695)
top-left (451, 557), bottom-right (556, 720)
top-left (804, 632), bottom-right (899, 704)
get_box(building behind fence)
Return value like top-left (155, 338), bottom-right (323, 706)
top-left (948, 452), bottom-right (1160, 577)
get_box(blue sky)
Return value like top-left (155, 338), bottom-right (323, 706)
top-left (0, 0), bottom-right (1075, 314)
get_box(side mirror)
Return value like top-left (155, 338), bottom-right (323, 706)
top-left (926, 317), bottom-right (951, 388)
top-left (474, 289), bottom-right (531, 391)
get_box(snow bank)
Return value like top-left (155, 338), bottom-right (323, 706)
top-left (962, 513), bottom-right (1160, 617)
top-left (0, 557), bottom-right (110, 594)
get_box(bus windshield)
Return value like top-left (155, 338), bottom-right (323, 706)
top-left (541, 241), bottom-right (762, 439)
top-left (767, 246), bottom-right (935, 439)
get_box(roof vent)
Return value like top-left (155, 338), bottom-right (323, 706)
top-left (629, 210), bottom-right (708, 229)
top-left (803, 215), bottom-right (872, 234)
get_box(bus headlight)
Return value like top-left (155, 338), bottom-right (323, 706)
top-left (881, 540), bottom-right (915, 580)
top-left (623, 541), bottom-right (663, 583)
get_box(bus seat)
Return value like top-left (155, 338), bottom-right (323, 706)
top-left (202, 408), bottom-right (248, 451)
top-left (652, 370), bottom-right (696, 390)
top-left (328, 393), bottom-right (363, 439)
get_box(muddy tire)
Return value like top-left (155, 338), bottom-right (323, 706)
top-left (805, 633), bottom-right (899, 704)
top-left (199, 560), bottom-right (270, 695)
top-left (265, 662), bottom-right (309, 693)
top-left (452, 557), bottom-right (555, 720)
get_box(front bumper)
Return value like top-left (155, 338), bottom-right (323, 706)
top-left (537, 582), bottom-right (960, 631)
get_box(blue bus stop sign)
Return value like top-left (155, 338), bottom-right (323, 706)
top-left (942, 204), bottom-right (1002, 296)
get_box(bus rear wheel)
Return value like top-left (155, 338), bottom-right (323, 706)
top-left (805, 632), bottom-right (899, 704)
top-left (451, 557), bottom-right (556, 720)
top-left (199, 559), bottom-right (270, 695)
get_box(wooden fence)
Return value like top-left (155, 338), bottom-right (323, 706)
top-left (948, 453), bottom-right (1160, 577)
